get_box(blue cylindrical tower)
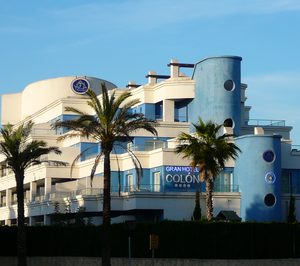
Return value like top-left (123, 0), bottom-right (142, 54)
top-left (234, 135), bottom-right (282, 221)
top-left (189, 56), bottom-right (242, 135)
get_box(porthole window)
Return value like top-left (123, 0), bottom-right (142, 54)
top-left (264, 193), bottom-right (276, 207)
top-left (224, 80), bottom-right (235, 91)
top-left (224, 118), bottom-right (234, 128)
top-left (263, 150), bottom-right (275, 163)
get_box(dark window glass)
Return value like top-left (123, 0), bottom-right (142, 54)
top-left (264, 193), bottom-right (276, 207)
top-left (263, 150), bottom-right (275, 163)
top-left (155, 101), bottom-right (163, 120)
top-left (224, 80), bottom-right (235, 91)
top-left (224, 118), bottom-right (234, 128)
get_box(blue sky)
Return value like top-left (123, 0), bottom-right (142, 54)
top-left (1, 0), bottom-right (300, 143)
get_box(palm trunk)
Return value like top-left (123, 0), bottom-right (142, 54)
top-left (102, 149), bottom-right (111, 266)
top-left (205, 176), bottom-right (214, 222)
top-left (16, 171), bottom-right (27, 266)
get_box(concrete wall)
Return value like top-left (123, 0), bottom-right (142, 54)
top-left (1, 76), bottom-right (116, 125)
top-left (1, 257), bottom-right (299, 266)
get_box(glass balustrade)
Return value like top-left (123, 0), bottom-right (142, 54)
top-left (245, 119), bottom-right (285, 126)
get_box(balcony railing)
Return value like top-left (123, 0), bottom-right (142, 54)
top-left (122, 184), bottom-right (239, 193)
top-left (245, 119), bottom-right (285, 127)
top-left (291, 145), bottom-right (300, 151)
top-left (129, 141), bottom-right (167, 152)
top-left (31, 128), bottom-right (57, 136)
top-left (214, 185), bottom-right (239, 193)
top-left (12, 184), bottom-right (239, 204)
top-left (174, 115), bottom-right (188, 122)
top-left (48, 188), bottom-right (103, 201)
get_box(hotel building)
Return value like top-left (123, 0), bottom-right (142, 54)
top-left (0, 55), bottom-right (299, 225)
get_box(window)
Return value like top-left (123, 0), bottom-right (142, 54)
top-left (153, 172), bottom-right (161, 192)
top-left (0, 164), bottom-right (6, 178)
top-left (281, 172), bottom-right (291, 193)
top-left (224, 80), bottom-right (235, 91)
top-left (263, 150), bottom-right (275, 163)
top-left (224, 118), bottom-right (234, 128)
top-left (127, 174), bottom-right (134, 192)
top-left (215, 172), bottom-right (234, 192)
top-left (174, 100), bottom-right (188, 122)
top-left (264, 193), bottom-right (276, 207)
top-left (155, 101), bottom-right (163, 120)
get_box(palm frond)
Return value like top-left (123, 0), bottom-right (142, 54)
top-left (176, 117), bottom-right (240, 181)
top-left (0, 120), bottom-right (64, 174)
top-left (112, 146), bottom-right (122, 196)
top-left (90, 152), bottom-right (103, 187)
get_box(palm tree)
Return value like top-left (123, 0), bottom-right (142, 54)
top-left (54, 84), bottom-right (157, 266)
top-left (176, 118), bottom-right (240, 221)
top-left (0, 121), bottom-right (63, 266)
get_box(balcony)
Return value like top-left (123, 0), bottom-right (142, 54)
top-left (31, 128), bottom-right (57, 136)
top-left (291, 145), bottom-right (300, 155)
top-left (130, 141), bottom-right (167, 152)
top-left (0, 184), bottom-right (240, 207)
top-left (245, 119), bottom-right (285, 127)
top-left (214, 185), bottom-right (239, 193)
top-left (174, 115), bottom-right (188, 122)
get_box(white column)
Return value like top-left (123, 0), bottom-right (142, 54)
top-left (5, 219), bottom-right (11, 226)
top-left (147, 71), bottom-right (157, 85)
top-left (170, 59), bottom-right (179, 78)
top-left (29, 216), bottom-right (35, 226)
top-left (6, 189), bottom-right (12, 207)
top-left (43, 215), bottom-right (51, 225)
top-left (30, 182), bottom-right (37, 201)
top-left (163, 99), bottom-right (174, 122)
top-left (44, 177), bottom-right (52, 200)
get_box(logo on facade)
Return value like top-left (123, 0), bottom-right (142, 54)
top-left (265, 172), bottom-right (276, 184)
top-left (71, 78), bottom-right (90, 94)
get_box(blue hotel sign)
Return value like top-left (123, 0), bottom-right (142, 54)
top-left (164, 166), bottom-right (201, 192)
top-left (71, 78), bottom-right (90, 94)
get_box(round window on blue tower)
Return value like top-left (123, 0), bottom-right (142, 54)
top-left (224, 80), bottom-right (235, 91)
top-left (264, 193), bottom-right (276, 207)
top-left (263, 150), bottom-right (275, 163)
top-left (224, 118), bottom-right (234, 128)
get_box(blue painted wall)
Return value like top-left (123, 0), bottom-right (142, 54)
top-left (234, 135), bottom-right (282, 221)
top-left (76, 142), bottom-right (99, 161)
top-left (131, 103), bottom-right (156, 120)
top-left (189, 56), bottom-right (242, 135)
top-left (93, 165), bottom-right (236, 194)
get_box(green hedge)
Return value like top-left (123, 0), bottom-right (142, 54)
top-left (0, 221), bottom-right (299, 259)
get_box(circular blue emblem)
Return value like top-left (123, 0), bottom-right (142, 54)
top-left (265, 172), bottom-right (276, 184)
top-left (71, 78), bottom-right (90, 94)
top-left (263, 150), bottom-right (275, 163)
